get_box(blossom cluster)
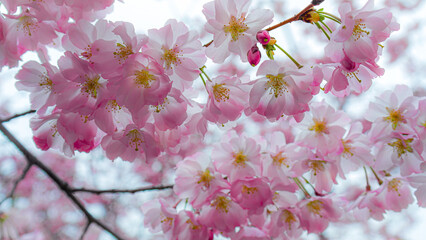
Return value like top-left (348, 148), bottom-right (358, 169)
top-left (142, 84), bottom-right (426, 239)
top-left (2, 0), bottom-right (424, 239)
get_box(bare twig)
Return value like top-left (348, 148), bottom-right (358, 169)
top-left (266, 3), bottom-right (317, 31)
top-left (79, 221), bottom-right (92, 240)
top-left (0, 163), bottom-right (33, 205)
top-left (0, 123), bottom-right (125, 240)
top-left (0, 110), bottom-right (35, 123)
top-left (71, 184), bottom-right (174, 195)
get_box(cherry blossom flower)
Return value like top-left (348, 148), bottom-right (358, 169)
top-left (203, 0), bottom-right (273, 63)
top-left (174, 153), bottom-right (230, 208)
top-left (203, 74), bottom-right (249, 124)
top-left (298, 197), bottom-right (341, 233)
top-left (146, 19), bottom-right (206, 90)
top-left (198, 193), bottom-right (248, 233)
top-left (327, 0), bottom-right (399, 63)
top-left (101, 123), bottom-right (160, 162)
top-left (247, 60), bottom-right (314, 121)
top-left (213, 134), bottom-right (261, 182)
top-left (294, 100), bottom-right (350, 155)
top-left (230, 177), bottom-right (273, 214)
top-left (365, 84), bottom-right (417, 142)
top-left (15, 61), bottom-right (60, 114)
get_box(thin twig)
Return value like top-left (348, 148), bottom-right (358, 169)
top-left (0, 163), bottom-right (33, 205)
top-left (0, 110), bottom-right (36, 123)
top-left (79, 221), bottom-right (92, 240)
top-left (266, 3), bottom-right (316, 31)
top-left (71, 185), bottom-right (174, 195)
top-left (0, 123), bottom-right (125, 240)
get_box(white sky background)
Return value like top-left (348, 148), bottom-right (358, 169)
top-left (1, 0), bottom-right (426, 239)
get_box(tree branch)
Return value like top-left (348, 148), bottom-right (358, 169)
top-left (0, 123), bottom-right (125, 240)
top-left (79, 221), bottom-right (92, 240)
top-left (266, 0), bottom-right (325, 31)
top-left (0, 110), bottom-right (35, 123)
top-left (71, 184), bottom-right (174, 195)
top-left (0, 163), bottom-right (33, 205)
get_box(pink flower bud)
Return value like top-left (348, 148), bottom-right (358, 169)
top-left (247, 45), bottom-right (261, 67)
top-left (256, 30), bottom-right (270, 45)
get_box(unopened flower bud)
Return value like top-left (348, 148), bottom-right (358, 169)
top-left (247, 45), bottom-right (261, 67)
top-left (256, 30), bottom-right (271, 45)
top-left (301, 9), bottom-right (320, 23)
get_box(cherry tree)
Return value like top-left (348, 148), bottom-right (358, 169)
top-left (0, 0), bottom-right (425, 239)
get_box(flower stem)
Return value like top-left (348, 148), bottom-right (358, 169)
top-left (315, 22), bottom-right (331, 40)
top-left (199, 66), bottom-right (212, 82)
top-left (293, 177), bottom-right (311, 199)
top-left (274, 44), bottom-right (303, 69)
top-left (363, 166), bottom-right (371, 191)
top-left (369, 166), bottom-right (383, 185)
top-left (318, 11), bottom-right (342, 24)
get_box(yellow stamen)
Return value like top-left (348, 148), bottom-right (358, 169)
top-left (126, 129), bottom-right (143, 151)
top-left (266, 74), bottom-right (287, 98)
top-left (212, 83), bottom-right (230, 102)
top-left (113, 43), bottom-right (134, 63)
top-left (383, 107), bottom-right (405, 130)
top-left (81, 75), bottom-right (101, 98)
top-left (233, 151), bottom-right (248, 167)
top-left (134, 69), bottom-right (156, 88)
top-left (197, 169), bottom-right (215, 189)
top-left (162, 46), bottom-right (182, 69)
top-left (306, 200), bottom-right (323, 216)
top-left (388, 138), bottom-right (413, 157)
top-left (272, 152), bottom-right (289, 167)
top-left (352, 19), bottom-right (370, 41)
top-left (242, 185), bottom-right (258, 195)
top-left (211, 196), bottom-right (231, 213)
top-left (223, 15), bottom-right (249, 41)
top-left (387, 178), bottom-right (402, 196)
top-left (280, 210), bottom-right (297, 230)
top-left (309, 119), bottom-right (328, 134)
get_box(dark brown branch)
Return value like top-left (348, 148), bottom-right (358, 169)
top-left (0, 123), bottom-right (125, 240)
top-left (71, 184), bottom-right (174, 195)
top-left (0, 110), bottom-right (36, 123)
top-left (0, 163), bottom-right (33, 205)
top-left (266, 3), bottom-right (315, 31)
top-left (79, 221), bottom-right (92, 240)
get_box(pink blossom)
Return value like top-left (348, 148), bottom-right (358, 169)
top-left (376, 178), bottom-right (414, 212)
top-left (322, 53), bottom-right (384, 97)
top-left (141, 199), bottom-right (178, 236)
top-left (15, 61), bottom-right (59, 114)
top-left (198, 193), bottom-right (248, 233)
top-left (374, 132), bottom-right (423, 176)
top-left (151, 88), bottom-right (188, 131)
top-left (267, 208), bottom-right (303, 239)
top-left (213, 134), bottom-right (261, 182)
top-left (365, 85), bottom-right (417, 142)
top-left (109, 54), bottom-right (172, 116)
top-left (230, 177), bottom-right (273, 215)
top-left (146, 19), bottom-right (206, 90)
top-left (298, 197), bottom-right (341, 234)
top-left (247, 60), bottom-right (314, 121)
top-left (327, 0), bottom-right (399, 62)
top-left (294, 100), bottom-right (350, 155)
top-left (203, 0), bottom-right (273, 63)
top-left (5, 10), bottom-right (57, 52)
top-left (175, 211), bottom-right (211, 240)
top-left (174, 153), bottom-right (230, 209)
top-left (101, 123), bottom-right (160, 162)
top-left (203, 75), bottom-right (249, 124)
